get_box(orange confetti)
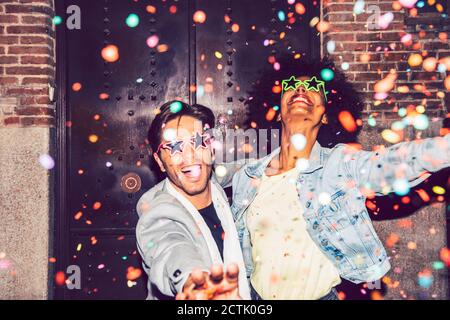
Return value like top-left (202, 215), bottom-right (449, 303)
top-left (72, 82), bottom-right (82, 92)
top-left (397, 219), bottom-right (413, 229)
top-left (126, 266), bottom-right (142, 281)
top-left (88, 134), bottom-right (99, 143)
top-left (371, 291), bottom-right (383, 300)
top-left (169, 5), bottom-right (177, 14)
top-left (386, 233), bottom-right (399, 248)
top-left (440, 247), bottom-right (450, 266)
top-left (408, 53), bottom-right (423, 67)
top-left (74, 211), bottom-right (83, 220)
top-left (445, 76), bottom-right (450, 91)
top-left (415, 189), bottom-right (430, 202)
top-left (366, 200), bottom-right (377, 211)
top-left (193, 10), bottom-right (206, 24)
top-left (338, 111), bottom-right (357, 132)
top-left (265, 108), bottom-right (277, 121)
top-left (101, 44), bottom-right (119, 63)
top-left (99, 93), bottom-right (109, 100)
top-left (272, 85), bottom-right (282, 94)
top-left (146, 5), bottom-right (156, 14)
top-left (55, 271), bottom-right (66, 286)
top-left (295, 3), bottom-right (306, 15)
top-left (423, 57), bottom-right (437, 72)
top-left (93, 202), bottom-right (102, 210)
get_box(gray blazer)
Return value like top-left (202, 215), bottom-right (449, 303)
top-left (135, 168), bottom-right (241, 300)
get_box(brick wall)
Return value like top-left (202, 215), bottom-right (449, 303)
top-left (322, 0), bottom-right (449, 300)
top-left (322, 0), bottom-right (448, 121)
top-left (0, 0), bottom-right (55, 127)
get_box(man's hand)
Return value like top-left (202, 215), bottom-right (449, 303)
top-left (176, 263), bottom-right (241, 300)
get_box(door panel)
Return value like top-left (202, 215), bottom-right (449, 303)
top-left (56, 0), bottom-right (319, 299)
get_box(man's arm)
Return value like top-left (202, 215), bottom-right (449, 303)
top-left (136, 203), bottom-right (209, 297)
top-left (344, 134), bottom-right (449, 196)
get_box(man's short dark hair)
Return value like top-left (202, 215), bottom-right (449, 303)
top-left (147, 100), bottom-right (215, 153)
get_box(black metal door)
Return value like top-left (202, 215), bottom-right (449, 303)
top-left (55, 0), bottom-right (319, 299)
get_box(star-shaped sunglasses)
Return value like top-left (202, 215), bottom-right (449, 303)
top-left (281, 76), bottom-right (328, 101)
top-left (156, 132), bottom-right (213, 156)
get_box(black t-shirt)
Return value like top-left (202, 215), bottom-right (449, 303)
top-left (198, 203), bottom-right (225, 260)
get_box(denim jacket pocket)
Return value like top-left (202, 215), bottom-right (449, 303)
top-left (318, 190), bottom-right (352, 231)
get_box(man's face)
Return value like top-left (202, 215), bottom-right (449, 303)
top-left (280, 76), bottom-right (327, 127)
top-left (153, 116), bottom-right (213, 197)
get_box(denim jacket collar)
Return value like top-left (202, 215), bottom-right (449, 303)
top-left (244, 141), bottom-right (325, 178)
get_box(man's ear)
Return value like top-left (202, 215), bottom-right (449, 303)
top-left (321, 114), bottom-right (329, 125)
top-left (153, 152), bottom-right (166, 172)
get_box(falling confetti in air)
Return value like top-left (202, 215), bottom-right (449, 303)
top-left (101, 44), bottom-right (119, 63)
top-left (146, 35), bottom-right (159, 48)
top-left (215, 165), bottom-right (227, 178)
top-left (169, 101), bottom-right (183, 113)
top-left (125, 13), bottom-right (140, 28)
top-left (338, 111), bottom-right (358, 133)
top-left (39, 154), bottom-right (55, 170)
top-left (399, 0), bottom-right (418, 9)
top-left (290, 133), bottom-right (307, 151)
top-left (378, 12), bottom-right (394, 29)
top-left (321, 68), bottom-right (334, 81)
top-left (193, 10), bottom-right (207, 24)
top-left (53, 16), bottom-right (63, 26)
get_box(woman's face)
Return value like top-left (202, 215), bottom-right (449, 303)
top-left (280, 76), bottom-right (327, 128)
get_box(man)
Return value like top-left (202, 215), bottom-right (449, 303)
top-left (136, 100), bottom-right (250, 300)
top-left (231, 57), bottom-right (450, 300)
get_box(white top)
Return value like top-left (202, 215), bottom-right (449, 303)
top-left (247, 168), bottom-right (341, 300)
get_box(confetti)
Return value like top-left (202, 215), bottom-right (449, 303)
top-left (290, 133), bottom-right (307, 151)
top-left (126, 266), bottom-right (142, 281)
top-left (439, 247), bottom-right (450, 266)
top-left (338, 111), bottom-right (358, 132)
top-left (378, 12), bottom-right (394, 29)
top-left (53, 16), bottom-right (63, 25)
top-left (399, 0), bottom-right (418, 9)
top-left (393, 179), bottom-right (410, 196)
top-left (125, 13), bottom-right (139, 28)
top-left (101, 44), bottom-right (119, 63)
top-left (55, 271), bottom-right (66, 286)
top-left (72, 82), bottom-right (82, 91)
top-left (146, 35), bottom-right (159, 48)
top-left (295, 158), bottom-right (310, 171)
top-left (318, 192), bottom-right (331, 205)
top-left (417, 269), bottom-right (433, 289)
top-left (193, 10), bottom-right (207, 24)
top-left (215, 165), bottom-right (227, 178)
top-left (354, 0), bottom-right (365, 15)
top-left (39, 154), bottom-right (55, 170)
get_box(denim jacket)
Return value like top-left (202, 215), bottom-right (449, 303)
top-left (230, 135), bottom-right (450, 283)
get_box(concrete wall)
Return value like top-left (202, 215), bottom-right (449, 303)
top-left (0, 127), bottom-right (53, 299)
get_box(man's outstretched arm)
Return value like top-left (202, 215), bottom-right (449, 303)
top-left (136, 204), bottom-right (209, 297)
